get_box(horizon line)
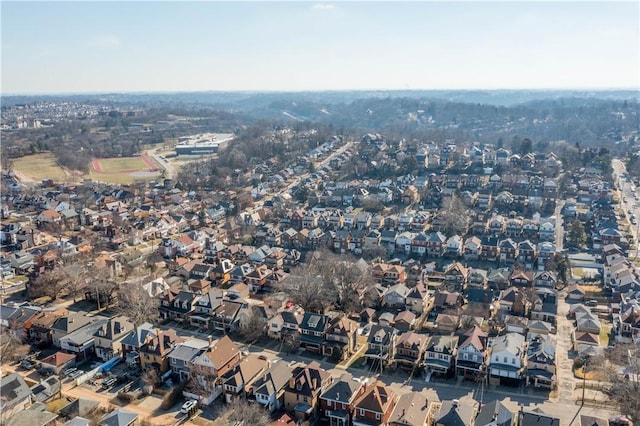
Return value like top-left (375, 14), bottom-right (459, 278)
top-left (3, 86), bottom-right (640, 97)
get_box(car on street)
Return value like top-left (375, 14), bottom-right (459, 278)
top-left (180, 399), bottom-right (198, 414)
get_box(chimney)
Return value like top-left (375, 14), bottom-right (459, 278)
top-left (208, 335), bottom-right (213, 346)
top-left (425, 398), bottom-right (429, 408)
top-left (452, 399), bottom-right (459, 408)
top-left (312, 378), bottom-right (317, 389)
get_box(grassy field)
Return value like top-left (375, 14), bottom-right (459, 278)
top-left (13, 153), bottom-right (68, 182)
top-left (93, 156), bottom-right (159, 173)
top-left (89, 156), bottom-right (163, 185)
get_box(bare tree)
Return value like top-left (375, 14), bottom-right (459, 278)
top-left (238, 306), bottom-right (266, 343)
top-left (59, 261), bottom-right (89, 302)
top-left (604, 344), bottom-right (640, 423)
top-left (28, 269), bottom-right (67, 300)
top-left (0, 333), bottom-right (30, 363)
top-left (439, 194), bottom-right (471, 237)
top-left (115, 283), bottom-right (159, 326)
top-left (221, 398), bottom-right (270, 426)
top-left (318, 254), bottom-right (371, 314)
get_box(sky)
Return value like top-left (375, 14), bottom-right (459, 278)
top-left (2, 1), bottom-right (639, 94)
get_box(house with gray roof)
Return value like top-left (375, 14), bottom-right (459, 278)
top-left (250, 361), bottom-right (293, 412)
top-left (434, 399), bottom-right (476, 426)
top-left (99, 408), bottom-right (138, 426)
top-left (59, 318), bottom-right (109, 360)
top-left (5, 402), bottom-right (57, 426)
top-left (0, 373), bottom-right (32, 420)
top-left (319, 373), bottom-right (365, 426)
top-left (475, 399), bottom-right (515, 426)
top-left (120, 323), bottom-right (156, 366)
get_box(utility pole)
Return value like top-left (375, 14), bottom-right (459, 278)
top-left (581, 355), bottom-right (588, 406)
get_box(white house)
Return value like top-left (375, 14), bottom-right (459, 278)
top-left (488, 333), bottom-right (525, 385)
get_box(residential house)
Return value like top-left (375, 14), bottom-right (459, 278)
top-left (6, 402), bottom-right (58, 426)
top-left (444, 262), bottom-right (468, 291)
top-left (534, 271), bottom-right (557, 289)
top-left (499, 239), bottom-right (518, 264)
top-left (120, 323), bottom-right (156, 366)
top-left (190, 288), bottom-right (224, 329)
top-left (323, 315), bottom-right (358, 361)
top-left (0, 373), bottom-right (33, 420)
top-left (267, 310), bottom-right (302, 341)
top-left (99, 408), bottom-right (138, 426)
top-left (352, 381), bottom-right (398, 426)
top-left (38, 352), bottom-right (76, 375)
top-left (509, 270), bottom-right (534, 288)
top-left (434, 399), bottom-right (477, 426)
top-left (221, 354), bottom-right (269, 403)
top-left (488, 333), bottom-right (526, 385)
top-left (394, 331), bottom-right (428, 370)
top-left (59, 318), bottom-right (109, 360)
top-left (140, 329), bottom-right (183, 374)
top-left (168, 340), bottom-right (207, 381)
top-left (426, 232), bottom-right (446, 257)
top-left (517, 240), bottom-right (537, 268)
top-left (464, 236), bottom-right (482, 260)
top-left (388, 391), bottom-right (433, 426)
top-left (383, 284), bottom-right (411, 309)
top-left (524, 334), bottom-right (556, 389)
top-left (405, 283), bottom-right (431, 314)
top-left (299, 313), bottom-right (330, 354)
top-left (284, 361), bottom-right (332, 421)
top-left (518, 408), bottom-right (560, 426)
top-left (319, 373), bottom-right (366, 426)
top-left (481, 237), bottom-right (500, 262)
top-left (94, 316), bottom-right (135, 361)
top-left (159, 290), bottom-right (199, 322)
top-left (424, 335), bottom-right (458, 377)
top-left (250, 361), bottom-right (293, 412)
top-left (212, 300), bottom-right (244, 332)
top-left (456, 325), bottom-right (488, 381)
top-left (475, 400), bottom-right (515, 426)
top-left (365, 325), bottom-right (398, 370)
top-left (189, 336), bottom-right (241, 403)
top-left (51, 312), bottom-right (93, 348)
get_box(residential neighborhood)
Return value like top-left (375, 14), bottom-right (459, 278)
top-left (2, 101), bottom-right (639, 426)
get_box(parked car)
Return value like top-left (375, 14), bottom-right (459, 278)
top-left (63, 367), bottom-right (78, 376)
top-left (37, 367), bottom-right (54, 377)
top-left (585, 300), bottom-right (598, 307)
top-left (180, 399), bottom-right (198, 414)
top-left (20, 360), bottom-right (36, 370)
top-left (102, 376), bottom-right (118, 388)
top-left (69, 370), bottom-right (84, 379)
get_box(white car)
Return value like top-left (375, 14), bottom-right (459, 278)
top-left (180, 400), bottom-right (198, 414)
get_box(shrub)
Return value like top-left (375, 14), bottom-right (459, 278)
top-left (160, 382), bottom-right (185, 410)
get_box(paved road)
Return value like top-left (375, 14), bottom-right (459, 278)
top-left (555, 199), bottom-right (566, 252)
top-left (612, 158), bottom-right (640, 254)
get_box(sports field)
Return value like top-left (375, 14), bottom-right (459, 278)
top-left (13, 153), bottom-right (68, 182)
top-left (90, 155), bottom-right (163, 184)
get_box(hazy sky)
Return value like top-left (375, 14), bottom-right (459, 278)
top-left (2, 1), bottom-right (639, 94)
